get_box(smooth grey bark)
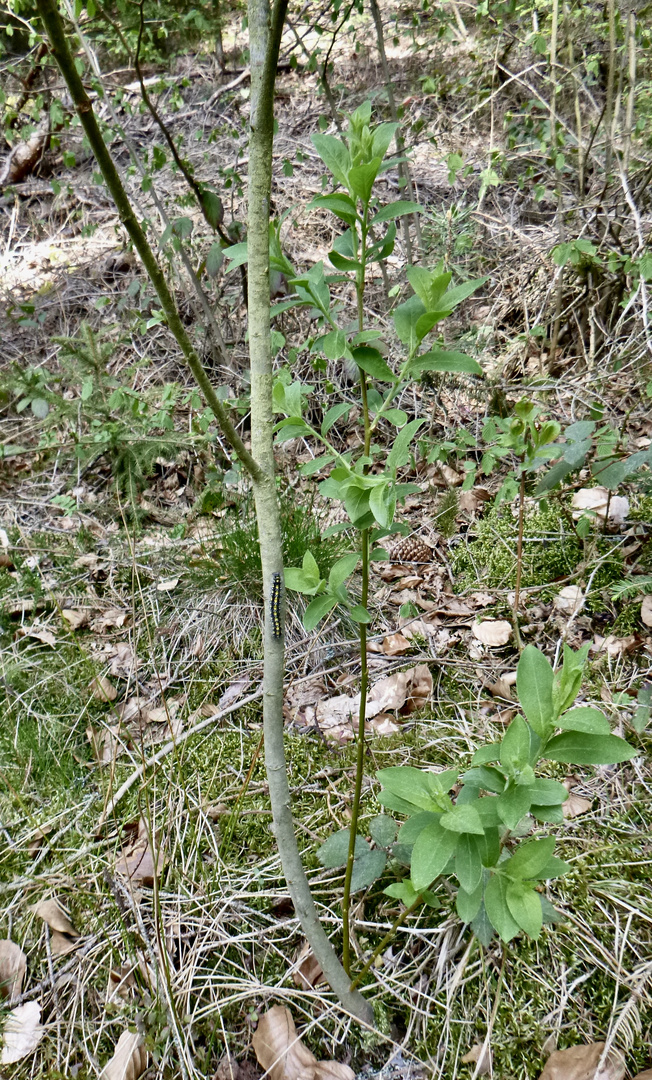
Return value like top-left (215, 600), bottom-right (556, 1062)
top-left (246, 0), bottom-right (373, 1026)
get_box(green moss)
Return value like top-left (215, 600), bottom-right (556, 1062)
top-left (451, 503), bottom-right (582, 591)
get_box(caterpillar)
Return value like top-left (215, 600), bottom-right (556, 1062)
top-left (270, 572), bottom-right (283, 640)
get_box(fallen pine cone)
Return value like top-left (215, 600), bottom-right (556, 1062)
top-left (391, 537), bottom-right (433, 563)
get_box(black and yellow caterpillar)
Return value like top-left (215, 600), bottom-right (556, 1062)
top-left (270, 572), bottom-right (283, 639)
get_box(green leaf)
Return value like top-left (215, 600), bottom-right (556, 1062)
top-left (284, 567), bottom-right (323, 596)
top-left (308, 193), bottom-right (359, 224)
top-left (504, 837), bottom-right (555, 879)
top-left (322, 402), bottom-right (351, 436)
top-left (545, 732), bottom-right (635, 765)
top-left (393, 294), bottom-right (425, 352)
top-left (528, 778), bottom-right (568, 806)
top-left (456, 878), bottom-right (484, 923)
top-left (351, 849), bottom-right (386, 891)
top-left (384, 880), bottom-right (419, 905)
top-left (301, 550), bottom-right (321, 586)
top-left (311, 133), bottom-right (351, 188)
top-left (455, 833), bottom-right (484, 893)
top-left (484, 874), bottom-right (521, 942)
top-left (411, 820), bottom-right (458, 891)
top-left (224, 241), bottom-right (248, 271)
top-left (349, 159), bottom-right (382, 203)
top-left (31, 398), bottom-right (49, 419)
top-left (369, 482), bottom-right (396, 529)
top-left (377, 766), bottom-right (453, 812)
top-left (300, 454), bottom-right (335, 477)
top-left (531, 804), bottom-right (565, 825)
top-left (556, 707), bottom-right (611, 734)
top-left (506, 881), bottom-right (543, 939)
top-left (397, 811), bottom-right (442, 844)
top-left (497, 785), bottom-right (533, 830)
top-left (205, 242), bottom-right (224, 277)
top-left (351, 346), bottom-right (395, 382)
top-left (386, 419), bottom-right (426, 473)
top-left (303, 593), bottom-right (338, 631)
top-left (440, 804), bottom-right (485, 836)
top-left (369, 815), bottom-right (397, 847)
top-left (315, 329), bottom-right (348, 360)
top-left (201, 190), bottom-right (223, 228)
top-left (408, 350), bottom-right (482, 376)
top-left (471, 902), bottom-right (495, 946)
top-left (533, 856), bottom-right (571, 880)
top-left (471, 744), bottom-right (501, 766)
top-left (349, 604), bottom-right (372, 623)
top-left (371, 199), bottom-right (423, 224)
top-left (415, 310), bottom-right (448, 341)
top-left (318, 829), bottom-right (367, 868)
top-left (517, 645), bottom-right (554, 736)
top-left (500, 715), bottom-right (534, 772)
top-left (477, 825), bottom-right (501, 867)
top-left (433, 276), bottom-right (488, 312)
top-left (329, 553), bottom-right (359, 591)
top-left (371, 121), bottom-right (399, 159)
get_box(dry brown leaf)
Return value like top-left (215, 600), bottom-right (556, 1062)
top-left (156, 576), bottom-right (179, 591)
top-left (26, 824), bottom-right (54, 857)
top-left (115, 819), bottom-right (165, 887)
top-left (0, 940), bottom-right (27, 1002)
top-left (16, 625), bottom-right (57, 647)
top-left (100, 1030), bottom-right (148, 1080)
top-left (369, 714), bottom-right (402, 735)
top-left (404, 664), bottom-right (433, 713)
top-left (592, 634), bottom-right (638, 657)
top-left (641, 595), bottom-right (652, 628)
top-left (62, 608), bottom-right (89, 630)
top-left (562, 791), bottom-right (592, 818)
top-left (382, 632), bottom-right (411, 656)
top-left (90, 675), bottom-right (118, 702)
top-left (1, 1001), bottom-right (45, 1065)
top-left (107, 965), bottom-right (137, 1003)
top-left (50, 929), bottom-right (81, 957)
top-left (32, 897), bottom-right (79, 937)
top-left (458, 488), bottom-right (491, 514)
top-left (554, 586), bottom-right (584, 616)
top-left (367, 671), bottom-right (410, 714)
top-left (632, 1071), bottom-right (652, 1080)
top-left (252, 1005), bottom-right (354, 1080)
top-left (461, 1042), bottom-right (492, 1075)
top-left (108, 642), bottom-right (137, 677)
top-left (572, 488), bottom-right (629, 525)
top-left (291, 941), bottom-right (325, 989)
top-left (472, 620), bottom-right (512, 647)
top-left (93, 608), bottom-right (128, 631)
top-left (87, 725), bottom-right (122, 764)
top-left (538, 1043), bottom-right (625, 1080)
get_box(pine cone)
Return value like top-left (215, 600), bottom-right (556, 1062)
top-left (391, 536), bottom-right (432, 563)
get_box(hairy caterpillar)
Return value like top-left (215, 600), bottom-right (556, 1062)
top-left (270, 573), bottom-right (283, 640)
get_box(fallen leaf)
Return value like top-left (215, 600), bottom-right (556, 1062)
top-left (108, 642), bottom-right (137, 677)
top-left (369, 714), bottom-right (402, 735)
top-left (554, 586), bottom-right (584, 615)
top-left (1, 1001), bottom-right (45, 1064)
top-left (26, 824), bottom-right (54, 857)
top-left (32, 897), bottom-right (79, 937)
top-left (0, 940), bottom-right (27, 1002)
top-left (572, 487), bottom-right (629, 525)
top-left (252, 1005), bottom-right (354, 1080)
top-left (462, 1042), bottom-right (492, 1075)
top-left (62, 608), bottom-right (89, 630)
top-left (632, 1072), bottom-right (652, 1080)
top-left (592, 634), bottom-right (638, 657)
top-left (16, 625), bottom-right (57, 647)
top-left (562, 782), bottom-right (592, 818)
top-left (382, 632), bottom-right (411, 656)
top-left (157, 576), bottom-right (179, 592)
top-left (214, 1052), bottom-right (243, 1080)
top-left (291, 941), bottom-right (325, 989)
top-left (87, 725), bottom-right (123, 764)
top-left (641, 596), bottom-right (652, 628)
top-left (93, 608), bottom-right (129, 631)
top-left (100, 1030), bottom-right (148, 1080)
top-left (404, 664), bottom-right (433, 713)
top-left (538, 1043), bottom-right (625, 1080)
top-left (367, 671), bottom-right (410, 714)
top-left (471, 620), bottom-right (512, 647)
top-left (90, 675), bottom-right (118, 702)
top-left (50, 929), bottom-right (81, 957)
top-left (107, 965), bottom-right (137, 1003)
top-left (115, 819), bottom-right (165, 887)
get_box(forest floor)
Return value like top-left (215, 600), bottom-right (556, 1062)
top-left (1, 3), bottom-right (651, 1079)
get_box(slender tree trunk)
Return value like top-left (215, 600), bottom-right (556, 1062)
top-left (37, 0), bottom-right (373, 1024)
top-left (247, 0), bottom-right (374, 1025)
